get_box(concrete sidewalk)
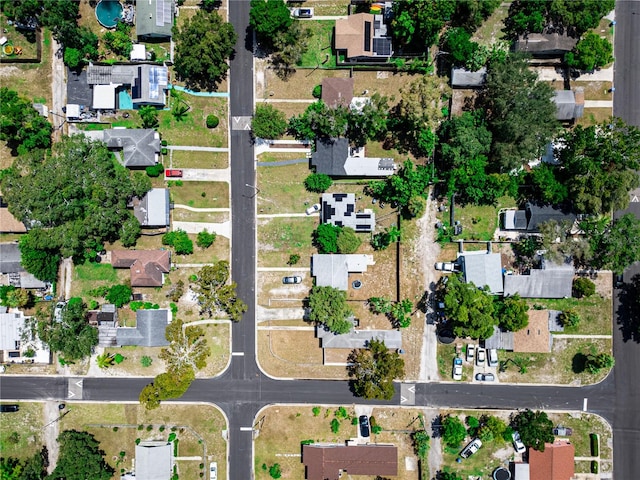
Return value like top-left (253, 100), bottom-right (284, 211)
top-left (172, 220), bottom-right (231, 238)
top-left (533, 66), bottom-right (614, 82)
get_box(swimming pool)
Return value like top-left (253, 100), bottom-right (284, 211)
top-left (95, 0), bottom-right (123, 29)
top-left (118, 89), bottom-right (133, 110)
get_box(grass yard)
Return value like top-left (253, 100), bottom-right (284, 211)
top-left (170, 150), bottom-right (229, 169)
top-left (70, 261), bottom-right (130, 300)
top-left (0, 402), bottom-right (45, 460)
top-left (257, 217), bottom-right (317, 267)
top-left (257, 162), bottom-right (318, 214)
top-left (257, 271), bottom-right (312, 307)
top-left (174, 233), bottom-right (230, 265)
top-left (304, 0), bottom-right (350, 16)
top-left (528, 295), bottom-right (612, 335)
top-left (437, 196), bottom-right (517, 242)
top-left (578, 108), bottom-right (613, 127)
top-left (171, 209), bottom-right (230, 223)
top-left (58, 403), bottom-right (227, 480)
top-left (158, 95), bottom-right (228, 148)
top-left (437, 343), bottom-right (473, 382)
top-left (0, 14), bottom-right (40, 59)
top-left (569, 80), bottom-right (614, 101)
top-left (297, 21), bottom-right (337, 69)
top-left (257, 152), bottom-right (307, 163)
top-left (471, 3), bottom-right (510, 46)
top-left (548, 412), bottom-right (612, 459)
top-left (259, 66), bottom-right (349, 100)
top-left (169, 181), bottom-right (229, 209)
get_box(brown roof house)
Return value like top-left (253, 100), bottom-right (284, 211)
top-left (484, 309), bottom-right (564, 352)
top-left (0, 198), bottom-right (26, 233)
top-left (529, 440), bottom-right (575, 480)
top-left (302, 444), bottom-right (397, 480)
top-left (334, 13), bottom-right (393, 63)
top-left (111, 250), bottom-right (171, 287)
top-left (321, 78), bottom-right (354, 109)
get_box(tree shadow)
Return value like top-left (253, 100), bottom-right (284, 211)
top-left (616, 273), bottom-right (640, 343)
top-left (572, 352), bottom-right (587, 373)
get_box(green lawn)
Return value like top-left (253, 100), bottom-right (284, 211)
top-left (257, 162), bottom-right (319, 214)
top-left (297, 21), bottom-right (337, 68)
top-left (158, 95), bottom-right (228, 148)
top-left (258, 217), bottom-right (317, 267)
top-left (0, 403), bottom-right (45, 460)
top-left (437, 196), bottom-right (517, 242)
top-left (71, 261), bottom-right (129, 300)
top-left (171, 151), bottom-right (228, 169)
top-left (169, 182), bottom-right (229, 209)
top-left (528, 295), bottom-right (612, 335)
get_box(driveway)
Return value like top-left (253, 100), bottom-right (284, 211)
top-left (172, 220), bottom-right (231, 238)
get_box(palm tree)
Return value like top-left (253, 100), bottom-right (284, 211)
top-left (96, 352), bottom-right (115, 369)
top-left (138, 105), bottom-right (159, 129)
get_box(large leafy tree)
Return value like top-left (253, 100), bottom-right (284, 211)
top-left (368, 160), bottom-right (432, 218)
top-left (308, 286), bottom-right (353, 334)
top-left (172, 9), bottom-right (237, 91)
top-left (442, 274), bottom-right (496, 339)
top-left (313, 223), bottom-right (341, 254)
top-left (39, 297), bottom-right (97, 361)
top-left (1, 135), bottom-right (147, 269)
top-left (345, 93), bottom-right (390, 148)
top-left (17, 233), bottom-right (61, 283)
top-left (511, 409), bottom-right (554, 452)
top-left (49, 430), bottom-right (114, 480)
top-left (484, 54), bottom-right (558, 172)
top-left (442, 415), bottom-right (467, 447)
top-left (249, 0), bottom-right (292, 51)
top-left (495, 294), bottom-right (529, 332)
top-left (0, 88), bottom-right (52, 155)
top-left (557, 118), bottom-right (640, 215)
top-left (585, 351), bottom-right (614, 374)
top-left (451, 0), bottom-right (501, 32)
top-left (160, 319), bottom-right (210, 371)
top-left (195, 262), bottom-right (247, 321)
top-left (252, 104), bottom-right (288, 139)
top-left (565, 32), bottom-right (613, 71)
top-left (583, 214), bottom-right (640, 273)
top-left (391, 0), bottom-right (456, 51)
top-left (288, 101), bottom-right (349, 142)
top-left (347, 339), bottom-right (404, 400)
top-left (0, 447), bottom-right (48, 480)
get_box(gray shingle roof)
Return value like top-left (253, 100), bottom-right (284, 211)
top-left (103, 129), bottom-right (160, 167)
top-left (311, 138), bottom-right (395, 177)
top-left (553, 89), bottom-right (585, 121)
top-left (116, 309), bottom-right (171, 347)
top-left (321, 193), bottom-right (375, 233)
top-left (484, 325), bottom-right (514, 351)
top-left (0, 243), bottom-right (23, 274)
top-left (133, 188), bottom-right (170, 227)
top-left (514, 33), bottom-right (578, 56)
top-left (316, 325), bottom-right (402, 349)
top-left (451, 67), bottom-right (487, 88)
top-left (503, 268), bottom-right (574, 299)
top-left (312, 254), bottom-right (374, 291)
top-left (459, 252), bottom-right (503, 294)
top-left (525, 203), bottom-right (577, 232)
top-left (136, 0), bottom-right (174, 40)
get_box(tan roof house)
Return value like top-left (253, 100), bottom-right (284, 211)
top-left (529, 440), bottom-right (575, 480)
top-left (334, 13), bottom-right (393, 62)
top-left (321, 78), bottom-right (354, 109)
top-left (0, 206), bottom-right (26, 233)
top-left (513, 309), bottom-right (552, 353)
top-left (302, 444), bottom-right (397, 480)
top-left (111, 250), bottom-right (170, 287)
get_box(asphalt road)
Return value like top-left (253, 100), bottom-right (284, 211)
top-left (613, 0), bottom-right (640, 126)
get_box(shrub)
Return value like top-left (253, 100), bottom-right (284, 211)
top-left (334, 406), bottom-right (348, 419)
top-left (168, 432), bottom-right (177, 442)
top-left (591, 460), bottom-right (599, 474)
top-left (147, 425), bottom-right (153, 431)
top-left (287, 254), bottom-right (300, 266)
top-left (372, 425), bottom-right (382, 434)
top-left (412, 430), bottom-right (430, 458)
top-left (304, 173), bottom-right (333, 192)
top-left (590, 433), bottom-right (599, 456)
top-left (351, 417), bottom-right (358, 425)
top-left (312, 406), bottom-right (321, 416)
top-left (106, 284), bottom-right (132, 308)
top-left (196, 229), bottom-right (217, 249)
top-left (114, 353), bottom-right (125, 364)
top-left (206, 114), bottom-right (219, 128)
top-left (301, 439), bottom-right (315, 445)
top-left (314, 223), bottom-right (341, 253)
top-left (113, 427), bottom-right (119, 432)
top-left (336, 227), bottom-right (361, 254)
top-left (161, 139), bottom-right (168, 147)
top-left (559, 310), bottom-right (580, 327)
top-left (163, 229), bottom-right (194, 255)
top-left (145, 164), bottom-right (164, 177)
top-left (312, 85), bottom-right (322, 98)
top-left (138, 425), bottom-right (144, 430)
top-left (330, 418), bottom-right (340, 433)
top-left (269, 464), bottom-right (282, 479)
top-left (135, 438), bottom-right (141, 445)
top-left (159, 425), bottom-right (166, 432)
top-left (573, 277), bottom-right (596, 298)
top-left (252, 104), bottom-right (287, 139)
top-left (170, 302), bottom-right (178, 315)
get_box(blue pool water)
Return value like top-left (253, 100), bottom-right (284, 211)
top-left (95, 0), bottom-right (123, 29)
top-left (118, 89), bottom-right (133, 110)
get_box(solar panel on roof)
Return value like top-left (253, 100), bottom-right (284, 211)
top-left (373, 38), bottom-right (391, 56)
top-left (364, 22), bottom-right (372, 52)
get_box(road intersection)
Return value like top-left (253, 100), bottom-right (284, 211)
top-left (2, 1), bottom-right (640, 478)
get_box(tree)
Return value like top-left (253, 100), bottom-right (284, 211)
top-left (368, 160), bottom-right (432, 217)
top-left (159, 319), bottom-right (210, 371)
top-left (443, 274), bottom-right (496, 339)
top-left (411, 430), bottom-right (430, 458)
top-left (206, 114), bottom-right (220, 128)
top-left (1, 287), bottom-right (31, 308)
top-left (139, 383), bottom-right (161, 410)
top-left (0, 88), bottom-right (52, 155)
top-left (557, 118), bottom-right (640, 214)
top-left (196, 229), bottom-right (217, 249)
top-left (308, 286), bottom-right (353, 334)
top-left (195, 262), bottom-right (247, 321)
top-left (346, 93), bottom-right (390, 148)
top-left (1, 135), bottom-right (147, 263)
top-left (495, 294), bottom-right (529, 332)
top-left (565, 33), bottom-right (613, 71)
top-left (451, 0), bottom-right (501, 32)
top-left (162, 229), bottom-right (194, 255)
top-left (250, 0), bottom-right (293, 51)
top-left (63, 47), bottom-right (82, 69)
top-left (0, 447), bottom-right (48, 480)
top-left (529, 163), bottom-right (568, 205)
top-left (304, 173), bottom-right (333, 193)
top-left (371, 226), bottom-right (401, 250)
top-left (103, 22), bottom-right (133, 58)
top-left (559, 309), bottom-right (580, 328)
top-left (512, 409), bottom-right (554, 452)
top-left (484, 54), bottom-right (558, 172)
top-left (96, 352), bottom-right (115, 369)
top-left (16, 233), bottom-right (61, 283)
top-left (442, 415), bottom-right (466, 447)
top-left (389, 299), bottom-right (413, 328)
top-left (391, 0), bottom-right (456, 51)
top-left (49, 430), bottom-right (114, 480)
top-left (313, 223), bottom-right (341, 254)
top-left (252, 104), bottom-right (288, 139)
top-left (443, 27), bottom-right (483, 70)
top-left (172, 9), bottom-right (237, 91)
top-left (436, 472), bottom-right (463, 480)
top-left (105, 284), bottom-right (132, 308)
top-left (154, 365), bottom-right (196, 399)
top-left (40, 297), bottom-right (97, 361)
top-left (584, 214), bottom-right (640, 273)
top-left (585, 352), bottom-right (615, 374)
top-left (139, 105), bottom-right (159, 129)
top-left (336, 227), bottom-right (362, 254)
top-left (572, 277), bottom-right (596, 298)
top-left (288, 102), bottom-right (349, 142)
top-left (347, 339), bottom-right (404, 400)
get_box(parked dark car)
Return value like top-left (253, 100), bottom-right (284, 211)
top-left (359, 415), bottom-right (370, 438)
top-left (475, 373), bottom-right (495, 382)
top-left (0, 404), bottom-right (19, 413)
top-left (553, 426), bottom-right (573, 436)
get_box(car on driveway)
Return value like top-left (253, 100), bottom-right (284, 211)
top-left (466, 344), bottom-right (476, 363)
top-left (209, 462), bottom-right (217, 480)
top-left (512, 431), bottom-right (526, 454)
top-left (488, 348), bottom-right (498, 367)
top-left (165, 169), bottom-right (183, 178)
top-left (435, 262), bottom-right (457, 272)
top-left (306, 203), bottom-right (321, 215)
top-left (453, 357), bottom-right (463, 380)
top-left (283, 276), bottom-right (302, 284)
top-left (359, 415), bottom-right (370, 437)
top-left (475, 372), bottom-right (495, 382)
top-left (553, 426), bottom-right (573, 436)
top-left (291, 7), bottom-right (314, 18)
top-left (476, 347), bottom-right (486, 366)
top-left (460, 438), bottom-right (482, 459)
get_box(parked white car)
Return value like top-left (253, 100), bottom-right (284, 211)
top-left (512, 431), bottom-right (526, 454)
top-left (435, 262), bottom-right (457, 272)
top-left (466, 344), bottom-right (476, 363)
top-left (306, 203), bottom-right (321, 215)
top-left (452, 357), bottom-right (463, 381)
top-left (291, 7), bottom-right (314, 18)
top-left (476, 347), bottom-right (486, 366)
top-left (210, 462), bottom-right (217, 480)
top-left (460, 438), bottom-right (483, 459)
top-left (488, 348), bottom-right (498, 367)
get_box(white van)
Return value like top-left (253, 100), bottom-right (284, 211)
top-left (488, 348), bottom-right (498, 367)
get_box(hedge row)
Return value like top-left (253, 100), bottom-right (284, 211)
top-left (590, 433), bottom-right (599, 456)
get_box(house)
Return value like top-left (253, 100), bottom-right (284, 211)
top-left (321, 77), bottom-right (354, 109)
top-left (501, 203), bottom-right (577, 232)
top-left (553, 89), bottom-right (584, 122)
top-left (302, 444), bottom-right (397, 480)
top-left (458, 251), bottom-right (503, 294)
top-left (0, 308), bottom-right (50, 364)
top-left (528, 440), bottom-right (575, 480)
top-left (316, 325), bottom-right (402, 349)
top-left (484, 309), bottom-right (564, 352)
top-left (322, 193), bottom-right (375, 232)
top-left (103, 128), bottom-right (161, 168)
top-left (514, 33), bottom-right (578, 58)
top-left (111, 250), bottom-right (171, 287)
top-left (312, 254), bottom-right (375, 291)
top-left (510, 462), bottom-right (531, 480)
top-left (0, 204), bottom-right (27, 233)
top-left (451, 67), bottom-right (487, 88)
top-left (0, 243), bottom-right (47, 289)
top-left (310, 138), bottom-right (396, 177)
top-left (132, 188), bottom-right (170, 228)
top-left (334, 12), bottom-right (393, 63)
top-left (87, 64), bottom-right (169, 109)
top-left (503, 260), bottom-right (574, 299)
top-left (136, 0), bottom-right (174, 41)
top-left (116, 309), bottom-right (171, 347)
top-left (121, 441), bottom-right (174, 480)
